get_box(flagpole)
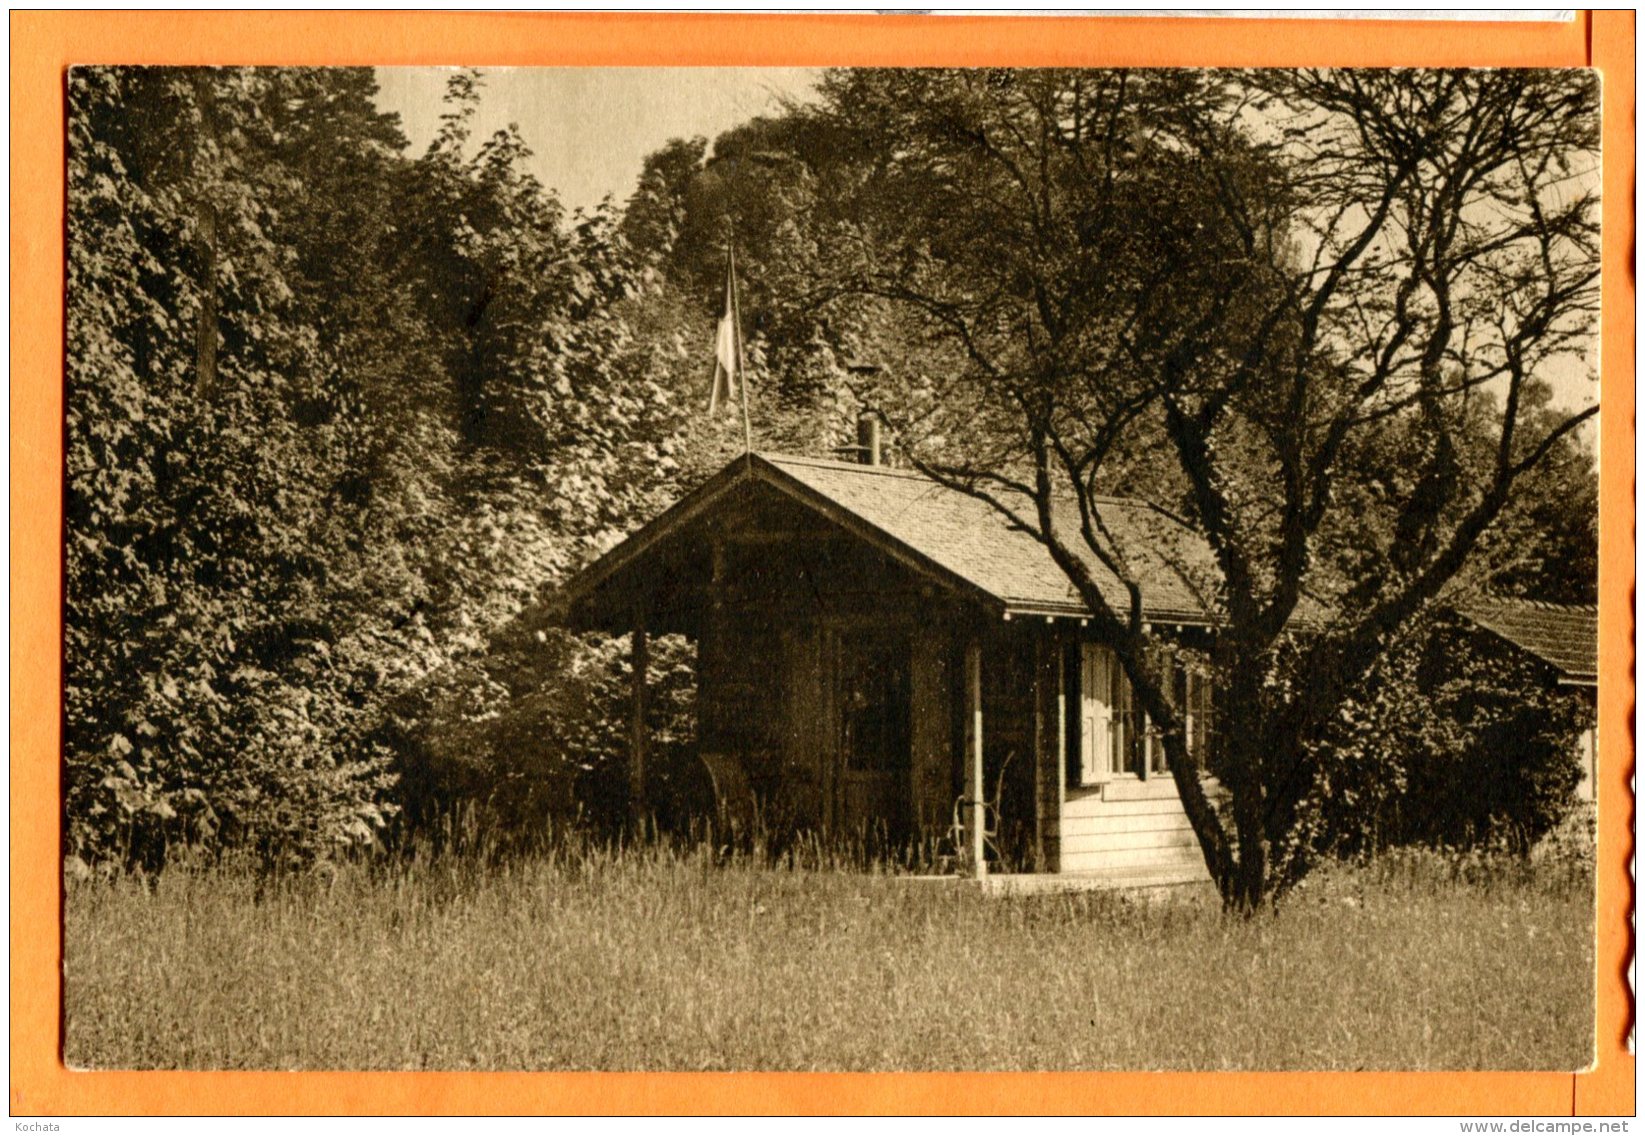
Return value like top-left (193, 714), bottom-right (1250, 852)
top-left (729, 241), bottom-right (753, 461)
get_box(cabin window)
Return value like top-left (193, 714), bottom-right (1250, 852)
top-left (838, 632), bottom-right (912, 775)
top-left (1185, 667), bottom-right (1213, 764)
top-left (1076, 643), bottom-right (1212, 786)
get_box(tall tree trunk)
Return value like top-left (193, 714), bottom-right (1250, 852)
top-left (1231, 783), bottom-right (1269, 913)
top-left (1160, 731), bottom-right (1237, 903)
top-left (1217, 661), bottom-right (1276, 912)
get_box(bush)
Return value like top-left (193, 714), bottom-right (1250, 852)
top-left (1296, 613), bottom-right (1589, 859)
top-left (383, 624), bottom-right (702, 852)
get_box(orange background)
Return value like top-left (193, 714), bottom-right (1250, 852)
top-left (10, 10), bottom-right (1635, 1117)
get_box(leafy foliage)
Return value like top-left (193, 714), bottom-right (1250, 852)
top-left (1295, 615), bottom-right (1590, 859)
top-left (65, 67), bottom-right (703, 868)
top-left (67, 67), bottom-right (412, 868)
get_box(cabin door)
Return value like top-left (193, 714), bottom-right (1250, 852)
top-left (833, 628), bottom-right (912, 839)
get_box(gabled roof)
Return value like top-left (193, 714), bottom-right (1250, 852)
top-left (1455, 598), bottom-right (1598, 684)
top-left (554, 452), bottom-right (1219, 629)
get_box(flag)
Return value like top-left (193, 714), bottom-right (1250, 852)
top-left (708, 250), bottom-right (740, 415)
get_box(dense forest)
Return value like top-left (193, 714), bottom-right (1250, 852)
top-left (66, 67), bottom-right (1599, 885)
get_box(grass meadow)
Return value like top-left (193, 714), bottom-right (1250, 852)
top-left (64, 833), bottom-right (1595, 1072)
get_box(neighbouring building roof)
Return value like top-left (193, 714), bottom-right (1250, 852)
top-left (1455, 598), bottom-right (1599, 684)
top-left (555, 452), bottom-right (1222, 631)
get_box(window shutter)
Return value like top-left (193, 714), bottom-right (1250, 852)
top-left (1078, 643), bottom-right (1096, 783)
top-left (1100, 650), bottom-right (1118, 777)
top-left (1110, 650), bottom-right (1130, 776)
top-left (1079, 642), bottom-right (1116, 784)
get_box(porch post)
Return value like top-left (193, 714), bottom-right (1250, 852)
top-left (1054, 630), bottom-right (1067, 872)
top-left (1032, 634), bottom-right (1046, 873)
top-left (821, 625), bottom-right (836, 832)
top-left (629, 611), bottom-right (649, 829)
top-left (964, 635), bottom-right (985, 879)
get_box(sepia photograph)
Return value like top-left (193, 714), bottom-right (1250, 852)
top-left (62, 60), bottom-right (1602, 1074)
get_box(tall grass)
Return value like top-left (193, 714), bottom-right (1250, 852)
top-left (64, 834), bottom-right (1594, 1072)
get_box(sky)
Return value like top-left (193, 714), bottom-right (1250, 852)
top-left (372, 67), bottom-right (823, 213)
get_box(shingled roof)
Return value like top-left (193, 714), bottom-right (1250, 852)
top-left (555, 452), bottom-right (1221, 629)
top-left (1455, 598), bottom-right (1598, 684)
top-left (766, 454), bottom-right (1217, 621)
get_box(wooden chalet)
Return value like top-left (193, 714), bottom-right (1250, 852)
top-left (554, 442), bottom-right (1223, 887)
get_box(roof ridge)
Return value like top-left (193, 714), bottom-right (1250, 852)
top-left (761, 452), bottom-right (1167, 511)
top-left (759, 452), bottom-right (933, 480)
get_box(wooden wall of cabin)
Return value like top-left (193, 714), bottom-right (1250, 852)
top-left (691, 523), bottom-right (976, 846)
top-left (909, 623), bottom-right (953, 845)
top-left (903, 617), bottom-right (1050, 860)
top-left (779, 623), bottom-right (827, 823)
top-left (1034, 631), bottom-right (1067, 873)
top-left (696, 606), bottom-right (786, 799)
top-left (683, 514), bottom-right (1084, 869)
top-left (773, 616), bottom-right (957, 845)
top-left (998, 625), bottom-right (1218, 879)
top-left (976, 623), bottom-right (1040, 870)
top-left (696, 601), bottom-right (964, 844)
top-left (696, 533), bottom-right (927, 828)
top-left (715, 610), bottom-right (962, 852)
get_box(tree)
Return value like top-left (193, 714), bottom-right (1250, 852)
top-left (798, 67), bottom-right (1599, 909)
top-left (65, 67), bottom-right (704, 867)
top-left (1474, 415), bottom-right (1597, 605)
top-left (621, 110), bottom-right (908, 461)
top-left (66, 67), bottom-right (414, 866)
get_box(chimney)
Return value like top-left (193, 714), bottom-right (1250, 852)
top-left (855, 413), bottom-right (881, 466)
